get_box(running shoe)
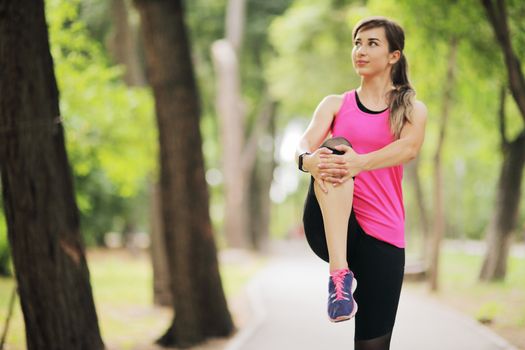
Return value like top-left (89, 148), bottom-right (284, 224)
top-left (328, 268), bottom-right (358, 322)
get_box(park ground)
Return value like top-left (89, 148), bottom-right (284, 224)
top-left (0, 239), bottom-right (524, 349)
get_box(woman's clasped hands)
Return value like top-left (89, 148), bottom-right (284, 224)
top-left (309, 144), bottom-right (363, 193)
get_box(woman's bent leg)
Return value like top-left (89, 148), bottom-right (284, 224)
top-left (313, 177), bottom-right (354, 272)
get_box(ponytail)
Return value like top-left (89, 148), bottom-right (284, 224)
top-left (388, 54), bottom-right (415, 139)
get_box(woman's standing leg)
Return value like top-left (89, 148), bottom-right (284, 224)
top-left (352, 224), bottom-right (405, 350)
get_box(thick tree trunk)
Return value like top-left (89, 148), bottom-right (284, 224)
top-left (480, 134), bottom-right (525, 280)
top-left (429, 38), bottom-right (458, 292)
top-left (0, 2), bottom-right (104, 349)
top-left (108, 0), bottom-right (146, 86)
top-left (134, 0), bottom-right (234, 347)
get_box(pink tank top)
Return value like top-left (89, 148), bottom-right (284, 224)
top-left (330, 90), bottom-right (405, 248)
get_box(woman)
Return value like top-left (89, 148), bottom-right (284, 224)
top-left (295, 16), bottom-right (427, 349)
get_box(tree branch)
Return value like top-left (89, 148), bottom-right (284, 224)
top-left (481, 0), bottom-right (525, 119)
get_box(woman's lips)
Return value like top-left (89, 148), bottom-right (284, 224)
top-left (356, 60), bottom-right (368, 66)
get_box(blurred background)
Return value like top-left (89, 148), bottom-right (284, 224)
top-left (1, 0), bottom-right (524, 349)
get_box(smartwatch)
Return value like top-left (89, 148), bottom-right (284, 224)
top-left (298, 152), bottom-right (310, 172)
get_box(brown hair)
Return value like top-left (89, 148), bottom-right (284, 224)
top-left (352, 16), bottom-right (415, 139)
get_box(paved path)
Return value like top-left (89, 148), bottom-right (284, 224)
top-left (225, 239), bottom-right (518, 350)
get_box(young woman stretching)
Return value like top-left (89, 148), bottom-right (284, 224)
top-left (296, 17), bottom-right (427, 350)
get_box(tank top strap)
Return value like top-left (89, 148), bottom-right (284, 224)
top-left (335, 90), bottom-right (355, 115)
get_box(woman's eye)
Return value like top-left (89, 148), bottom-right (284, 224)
top-left (370, 42), bottom-right (378, 46)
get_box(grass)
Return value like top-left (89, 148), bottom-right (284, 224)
top-left (406, 249), bottom-right (525, 349)
top-left (0, 248), bottom-right (265, 350)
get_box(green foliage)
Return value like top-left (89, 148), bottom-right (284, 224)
top-left (0, 212), bottom-right (12, 277)
top-left (266, 0), bottom-right (360, 119)
top-left (476, 301), bottom-right (502, 323)
top-left (45, 0), bottom-right (157, 244)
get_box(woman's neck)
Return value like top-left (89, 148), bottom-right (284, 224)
top-left (357, 73), bottom-right (394, 108)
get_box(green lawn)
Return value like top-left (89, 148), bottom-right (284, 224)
top-left (0, 249), bottom-right (265, 350)
top-left (407, 249), bottom-right (525, 349)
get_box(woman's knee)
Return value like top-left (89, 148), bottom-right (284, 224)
top-left (320, 136), bottom-right (352, 155)
top-left (313, 177), bottom-right (354, 201)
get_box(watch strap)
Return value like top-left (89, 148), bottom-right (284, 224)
top-left (298, 152), bottom-right (310, 172)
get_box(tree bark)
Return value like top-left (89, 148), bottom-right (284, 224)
top-left (479, 133), bottom-right (525, 280)
top-left (0, 2), bottom-right (104, 349)
top-left (405, 155), bottom-right (429, 259)
top-left (211, 38), bottom-right (248, 248)
top-left (211, 0), bottom-right (249, 249)
top-left (108, 0), bottom-right (146, 86)
top-left (149, 182), bottom-right (172, 306)
top-left (134, 0), bottom-right (234, 347)
top-left (428, 37), bottom-right (458, 292)
top-left (480, 88), bottom-right (525, 280)
top-left (248, 99), bottom-right (277, 251)
top-left (479, 0), bottom-right (525, 281)
top-left (481, 0), bottom-right (525, 118)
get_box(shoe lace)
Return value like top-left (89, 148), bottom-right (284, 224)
top-left (331, 269), bottom-right (350, 301)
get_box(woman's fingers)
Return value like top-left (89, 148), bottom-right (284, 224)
top-left (334, 144), bottom-right (352, 153)
top-left (319, 168), bottom-right (347, 176)
top-left (318, 147), bottom-right (333, 157)
top-left (332, 175), bottom-right (354, 187)
top-left (318, 178), bottom-right (328, 193)
top-left (319, 153), bottom-right (346, 161)
top-left (319, 164), bottom-right (348, 175)
top-left (323, 175), bottom-right (344, 184)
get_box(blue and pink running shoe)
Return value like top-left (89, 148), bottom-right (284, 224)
top-left (328, 268), bottom-right (358, 322)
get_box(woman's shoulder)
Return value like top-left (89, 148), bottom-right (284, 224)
top-left (319, 90), bottom-right (354, 113)
top-left (411, 99), bottom-right (428, 122)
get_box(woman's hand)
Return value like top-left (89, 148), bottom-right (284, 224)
top-left (318, 144), bottom-right (364, 186)
top-left (303, 147), bottom-right (340, 193)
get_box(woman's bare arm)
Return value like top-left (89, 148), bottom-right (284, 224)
top-left (319, 100), bottom-right (428, 183)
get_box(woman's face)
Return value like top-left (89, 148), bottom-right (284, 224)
top-left (351, 26), bottom-right (399, 77)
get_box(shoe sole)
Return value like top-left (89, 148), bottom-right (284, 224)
top-left (329, 278), bottom-right (358, 323)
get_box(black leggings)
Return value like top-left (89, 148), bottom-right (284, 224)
top-left (302, 138), bottom-right (405, 348)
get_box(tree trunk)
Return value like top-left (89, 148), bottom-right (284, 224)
top-left (108, 0), bottom-right (146, 86)
top-left (149, 182), bottom-right (172, 306)
top-left (211, 38), bottom-right (248, 248)
top-left (0, 2), bottom-right (104, 349)
top-left (405, 155), bottom-right (429, 259)
top-left (428, 37), bottom-right (458, 292)
top-left (248, 100), bottom-right (277, 251)
top-left (480, 90), bottom-right (525, 280)
top-left (211, 0), bottom-right (248, 249)
top-left (134, 0), bottom-right (234, 347)
top-left (479, 0), bottom-right (525, 281)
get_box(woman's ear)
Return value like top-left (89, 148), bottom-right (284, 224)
top-left (389, 50), bottom-right (401, 65)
